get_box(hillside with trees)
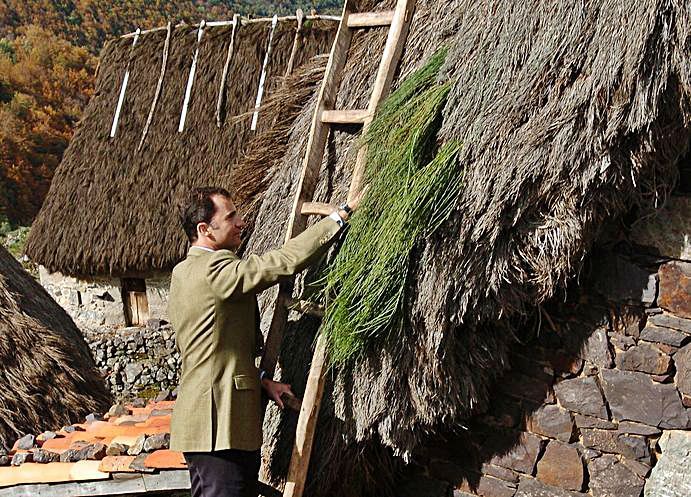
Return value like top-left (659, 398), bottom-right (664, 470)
top-left (0, 0), bottom-right (339, 229)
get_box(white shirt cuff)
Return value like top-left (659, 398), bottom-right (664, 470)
top-left (328, 210), bottom-right (345, 227)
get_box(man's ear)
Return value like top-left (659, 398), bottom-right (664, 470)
top-left (196, 222), bottom-right (210, 239)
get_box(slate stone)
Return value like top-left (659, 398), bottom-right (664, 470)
top-left (154, 389), bottom-right (171, 402)
top-left (644, 430), bottom-right (691, 497)
top-left (618, 421), bottom-right (661, 436)
top-left (151, 408), bottom-right (174, 417)
top-left (579, 328), bottom-right (613, 368)
top-left (588, 454), bottom-right (644, 497)
top-left (124, 362), bottom-right (144, 383)
top-left (675, 343), bottom-right (691, 397)
top-left (553, 376), bottom-right (608, 418)
top-left (592, 254), bottom-right (653, 303)
top-left (610, 333), bottom-right (637, 351)
top-left (641, 273), bottom-right (658, 305)
top-left (621, 457), bottom-right (651, 479)
top-left (61, 425), bottom-right (84, 433)
top-left (16, 434), bottom-right (35, 450)
top-left (658, 262), bottom-right (691, 319)
top-left (106, 442), bottom-right (129, 456)
top-left (11, 452), bottom-right (33, 465)
top-left (36, 431), bottom-right (58, 443)
top-left (617, 434), bottom-right (650, 462)
top-left (640, 325), bottom-right (690, 347)
top-left (574, 414), bottom-right (617, 430)
top-left (514, 476), bottom-right (582, 497)
top-left (600, 369), bottom-right (690, 428)
top-left (535, 441), bottom-right (583, 491)
top-left (0, 455), bottom-right (9, 466)
top-left (107, 403), bottom-right (131, 417)
top-left (615, 342), bottom-right (671, 374)
top-left (526, 405), bottom-right (575, 442)
top-left (146, 318), bottom-right (165, 330)
top-left (476, 475), bottom-right (516, 497)
top-left (85, 412), bottom-right (104, 423)
top-left (481, 463), bottom-right (519, 484)
top-left (143, 432), bottom-right (170, 452)
top-left (76, 442), bottom-right (107, 460)
top-left (581, 429), bottom-right (619, 453)
top-left (127, 435), bottom-right (146, 456)
top-left (649, 313), bottom-right (691, 334)
top-left (129, 453), bottom-right (157, 473)
top-left (59, 448), bottom-right (80, 462)
top-left (488, 432), bottom-right (543, 475)
top-left (31, 448), bottom-right (60, 463)
top-left (499, 373), bottom-right (554, 405)
top-left (131, 397), bottom-right (146, 408)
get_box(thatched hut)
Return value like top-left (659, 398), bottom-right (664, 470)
top-left (25, 15), bottom-right (336, 327)
top-left (0, 246), bottom-right (111, 450)
top-left (231, 0), bottom-right (690, 496)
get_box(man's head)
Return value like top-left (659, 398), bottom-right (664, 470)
top-left (179, 187), bottom-right (246, 251)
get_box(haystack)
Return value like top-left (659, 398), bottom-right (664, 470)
top-left (0, 247), bottom-right (111, 450)
top-left (235, 1), bottom-right (690, 496)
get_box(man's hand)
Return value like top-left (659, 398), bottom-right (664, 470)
top-left (261, 378), bottom-right (295, 409)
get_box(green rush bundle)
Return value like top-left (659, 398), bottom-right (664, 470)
top-left (320, 49), bottom-right (462, 365)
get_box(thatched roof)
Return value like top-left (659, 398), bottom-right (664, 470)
top-left (233, 0), bottom-right (690, 495)
top-left (0, 247), bottom-right (111, 450)
top-left (25, 18), bottom-right (336, 277)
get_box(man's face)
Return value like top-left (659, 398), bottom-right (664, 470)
top-left (203, 194), bottom-right (245, 251)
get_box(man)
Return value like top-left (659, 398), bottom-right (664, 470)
top-left (168, 187), bottom-right (359, 497)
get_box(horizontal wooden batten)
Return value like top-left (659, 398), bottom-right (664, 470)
top-left (347, 11), bottom-right (395, 28)
top-left (320, 109), bottom-right (370, 124)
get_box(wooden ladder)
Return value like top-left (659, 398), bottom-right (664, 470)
top-left (259, 1), bottom-right (416, 496)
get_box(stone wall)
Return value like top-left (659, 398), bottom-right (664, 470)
top-left (84, 321), bottom-right (180, 400)
top-left (399, 197), bottom-right (691, 497)
top-left (38, 267), bottom-right (171, 328)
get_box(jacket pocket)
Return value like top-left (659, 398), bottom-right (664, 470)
top-left (234, 374), bottom-right (256, 390)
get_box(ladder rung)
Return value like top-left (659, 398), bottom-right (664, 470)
top-left (347, 11), bottom-right (394, 28)
top-left (286, 297), bottom-right (324, 317)
top-left (301, 201), bottom-right (336, 216)
top-left (320, 109), bottom-right (370, 124)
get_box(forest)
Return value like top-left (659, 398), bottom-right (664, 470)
top-left (0, 0), bottom-right (340, 227)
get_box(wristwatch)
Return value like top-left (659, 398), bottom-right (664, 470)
top-left (339, 203), bottom-right (352, 215)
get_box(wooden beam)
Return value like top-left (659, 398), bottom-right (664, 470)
top-left (348, 0), bottom-right (416, 201)
top-left (320, 109), bottom-right (370, 124)
top-left (282, 336), bottom-right (328, 497)
top-left (300, 201), bottom-right (336, 216)
top-left (347, 11), bottom-right (394, 28)
top-left (285, 9), bottom-right (306, 77)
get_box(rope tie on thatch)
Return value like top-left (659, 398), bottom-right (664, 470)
top-left (178, 20), bottom-right (206, 133)
top-left (250, 15), bottom-right (279, 131)
top-left (109, 28), bottom-right (140, 138)
top-left (216, 14), bottom-right (240, 128)
top-left (138, 22), bottom-right (172, 151)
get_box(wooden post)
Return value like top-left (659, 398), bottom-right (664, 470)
top-left (285, 9), bottom-right (306, 77)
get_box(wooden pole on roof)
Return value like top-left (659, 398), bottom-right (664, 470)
top-left (216, 14), bottom-right (241, 128)
top-left (110, 28), bottom-right (140, 138)
top-left (251, 15), bottom-right (279, 131)
top-left (285, 9), bottom-right (306, 77)
top-left (138, 22), bottom-right (172, 151)
top-left (178, 20), bottom-right (206, 133)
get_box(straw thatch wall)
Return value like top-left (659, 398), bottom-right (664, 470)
top-left (0, 247), bottom-right (111, 450)
top-left (235, 0), bottom-right (691, 496)
top-left (25, 18), bottom-right (336, 277)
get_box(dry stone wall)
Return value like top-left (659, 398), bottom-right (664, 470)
top-left (84, 320), bottom-right (180, 399)
top-left (403, 254), bottom-right (691, 497)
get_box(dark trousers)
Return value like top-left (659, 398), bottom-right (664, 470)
top-left (184, 449), bottom-right (260, 497)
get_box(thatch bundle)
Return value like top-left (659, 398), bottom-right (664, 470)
top-left (236, 1), bottom-right (690, 496)
top-left (26, 18), bottom-right (336, 277)
top-left (0, 247), bottom-right (111, 449)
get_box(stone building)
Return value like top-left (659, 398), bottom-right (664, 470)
top-left (24, 15), bottom-right (337, 328)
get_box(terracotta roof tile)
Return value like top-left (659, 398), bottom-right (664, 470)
top-left (1, 399), bottom-right (184, 489)
top-left (144, 450), bottom-right (186, 470)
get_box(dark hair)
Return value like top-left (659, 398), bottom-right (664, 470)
top-left (179, 187), bottom-right (232, 242)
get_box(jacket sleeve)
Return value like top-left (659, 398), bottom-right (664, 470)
top-left (206, 217), bottom-right (342, 299)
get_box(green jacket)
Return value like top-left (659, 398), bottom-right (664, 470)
top-left (168, 217), bottom-right (341, 452)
